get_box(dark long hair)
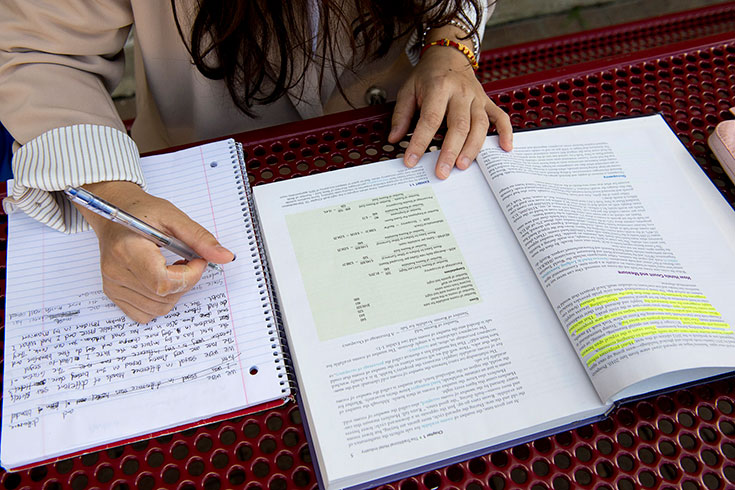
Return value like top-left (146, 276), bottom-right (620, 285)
top-left (172, 0), bottom-right (484, 116)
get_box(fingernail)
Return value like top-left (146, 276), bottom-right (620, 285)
top-left (231, 253), bottom-right (237, 262)
top-left (438, 163), bottom-right (451, 178)
top-left (406, 153), bottom-right (419, 166)
top-left (459, 156), bottom-right (472, 169)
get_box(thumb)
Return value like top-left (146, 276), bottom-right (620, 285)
top-left (165, 213), bottom-right (235, 265)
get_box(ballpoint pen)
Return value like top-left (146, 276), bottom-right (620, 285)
top-left (64, 186), bottom-right (224, 272)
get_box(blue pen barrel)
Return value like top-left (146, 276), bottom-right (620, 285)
top-left (64, 186), bottom-right (222, 271)
top-left (160, 235), bottom-right (199, 262)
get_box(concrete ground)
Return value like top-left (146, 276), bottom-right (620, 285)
top-left (113, 0), bottom-right (733, 121)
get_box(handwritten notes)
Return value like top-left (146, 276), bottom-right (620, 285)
top-left (7, 283), bottom-right (239, 430)
top-left (2, 140), bottom-right (284, 469)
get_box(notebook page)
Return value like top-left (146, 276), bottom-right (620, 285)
top-left (2, 140), bottom-right (284, 469)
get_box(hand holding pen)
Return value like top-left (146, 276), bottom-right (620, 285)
top-left (65, 186), bottom-right (225, 271)
top-left (66, 181), bottom-right (235, 323)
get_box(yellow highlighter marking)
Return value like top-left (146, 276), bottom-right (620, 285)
top-left (571, 288), bottom-right (731, 367)
top-left (586, 340), bottom-right (635, 367)
top-left (580, 289), bottom-right (707, 308)
top-left (582, 327), bottom-right (733, 365)
top-left (569, 307), bottom-right (722, 335)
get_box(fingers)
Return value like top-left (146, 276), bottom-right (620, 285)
top-left (389, 86), bottom-right (416, 144)
top-left (108, 266), bottom-right (193, 324)
top-left (395, 78), bottom-right (513, 178)
top-left (126, 245), bottom-right (207, 298)
top-left (82, 184), bottom-right (234, 323)
top-left (107, 260), bottom-right (206, 324)
top-left (459, 100), bottom-right (491, 168)
top-left (113, 298), bottom-right (161, 325)
top-left (437, 95), bottom-right (494, 177)
top-left (391, 43), bottom-right (516, 177)
top-left (431, 98), bottom-right (513, 178)
top-left (165, 209), bottom-right (235, 264)
top-left (434, 95), bottom-right (471, 178)
top-left (488, 102), bottom-right (513, 152)
top-left (88, 190), bottom-right (231, 323)
top-left (404, 92), bottom-right (450, 168)
top-left (106, 286), bottom-right (183, 324)
top-left (101, 235), bottom-right (208, 323)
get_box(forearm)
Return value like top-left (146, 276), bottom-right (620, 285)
top-left (3, 124), bottom-right (145, 233)
top-left (421, 24), bottom-right (480, 71)
top-left (405, 0), bottom-right (493, 65)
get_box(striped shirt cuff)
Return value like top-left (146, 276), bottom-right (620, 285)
top-left (406, 1), bottom-right (490, 65)
top-left (2, 124), bottom-right (146, 233)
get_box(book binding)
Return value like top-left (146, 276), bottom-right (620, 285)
top-left (230, 141), bottom-right (295, 397)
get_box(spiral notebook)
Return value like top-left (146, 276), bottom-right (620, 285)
top-left (1, 139), bottom-right (289, 471)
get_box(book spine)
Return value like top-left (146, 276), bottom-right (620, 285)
top-left (229, 140), bottom-right (295, 399)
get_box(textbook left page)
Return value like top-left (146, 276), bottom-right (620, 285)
top-left (2, 140), bottom-right (286, 470)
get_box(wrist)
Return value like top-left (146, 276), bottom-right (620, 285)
top-left (420, 38), bottom-right (479, 71)
top-left (423, 24), bottom-right (467, 45)
top-left (76, 181), bottom-right (146, 230)
top-left (422, 22), bottom-right (480, 60)
top-left (81, 181), bottom-right (144, 203)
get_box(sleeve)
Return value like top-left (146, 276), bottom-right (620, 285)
top-left (0, 0), bottom-right (146, 232)
top-left (405, 0), bottom-right (494, 65)
top-left (2, 125), bottom-right (146, 233)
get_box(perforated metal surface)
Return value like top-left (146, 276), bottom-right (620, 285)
top-left (477, 2), bottom-right (735, 84)
top-left (0, 404), bottom-right (312, 490)
top-left (237, 34), bottom-right (735, 207)
top-left (3, 27), bottom-right (735, 490)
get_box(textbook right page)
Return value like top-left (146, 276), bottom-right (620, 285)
top-left (476, 114), bottom-right (735, 403)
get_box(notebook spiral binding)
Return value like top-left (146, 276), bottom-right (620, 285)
top-left (229, 141), bottom-right (297, 398)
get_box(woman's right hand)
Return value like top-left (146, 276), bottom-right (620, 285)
top-left (74, 181), bottom-right (235, 323)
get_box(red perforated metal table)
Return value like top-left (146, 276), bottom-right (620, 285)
top-left (476, 2), bottom-right (735, 83)
top-left (2, 8), bottom-right (735, 490)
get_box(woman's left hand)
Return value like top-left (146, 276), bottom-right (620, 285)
top-left (389, 36), bottom-right (513, 179)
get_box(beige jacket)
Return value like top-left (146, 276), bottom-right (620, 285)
top-left (0, 0), bottom-right (491, 231)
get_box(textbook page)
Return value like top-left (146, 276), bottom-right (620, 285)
top-left (477, 115), bottom-right (735, 403)
top-left (2, 140), bottom-right (284, 469)
top-left (254, 154), bottom-right (606, 490)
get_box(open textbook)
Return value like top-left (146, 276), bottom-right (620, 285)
top-left (252, 114), bottom-right (735, 490)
